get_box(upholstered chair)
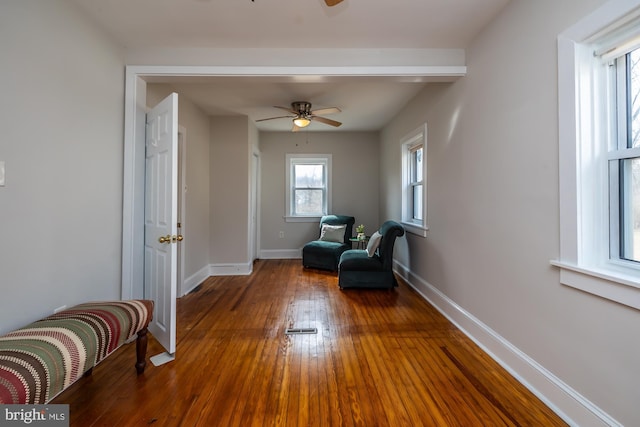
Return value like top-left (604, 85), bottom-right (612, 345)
top-left (302, 215), bottom-right (355, 271)
top-left (338, 220), bottom-right (405, 289)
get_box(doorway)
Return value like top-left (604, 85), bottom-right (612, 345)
top-left (121, 65), bottom-right (446, 300)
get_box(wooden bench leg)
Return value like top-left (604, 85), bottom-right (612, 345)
top-left (135, 327), bottom-right (148, 374)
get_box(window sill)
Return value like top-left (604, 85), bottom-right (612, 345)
top-left (401, 221), bottom-right (428, 237)
top-left (284, 216), bottom-right (322, 223)
top-left (550, 260), bottom-right (640, 311)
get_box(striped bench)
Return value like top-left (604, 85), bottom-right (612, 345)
top-left (0, 300), bottom-right (153, 404)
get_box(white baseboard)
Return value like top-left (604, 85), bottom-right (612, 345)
top-left (209, 262), bottom-right (253, 276)
top-left (259, 249), bottom-right (301, 259)
top-left (181, 265), bottom-right (211, 296)
top-left (180, 263), bottom-right (252, 296)
top-left (393, 261), bottom-right (620, 427)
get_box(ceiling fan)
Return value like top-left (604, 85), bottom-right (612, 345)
top-left (256, 101), bottom-right (342, 132)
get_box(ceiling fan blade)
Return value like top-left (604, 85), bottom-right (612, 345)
top-left (255, 115), bottom-right (295, 122)
top-left (273, 105), bottom-right (297, 114)
top-left (310, 107), bottom-right (341, 116)
top-left (325, 0), bottom-right (343, 6)
top-left (311, 116), bottom-right (342, 127)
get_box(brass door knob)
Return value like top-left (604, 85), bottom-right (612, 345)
top-left (158, 235), bottom-right (171, 244)
top-left (177, 235), bottom-right (184, 242)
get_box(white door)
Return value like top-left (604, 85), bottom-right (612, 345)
top-left (144, 93), bottom-right (178, 355)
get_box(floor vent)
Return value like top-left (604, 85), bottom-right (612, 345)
top-left (285, 327), bottom-right (318, 335)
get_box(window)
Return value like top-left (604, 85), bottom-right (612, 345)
top-left (555, 0), bottom-right (640, 310)
top-left (401, 124), bottom-right (428, 236)
top-left (285, 154), bottom-right (331, 222)
top-left (409, 146), bottom-right (424, 221)
top-left (610, 49), bottom-right (640, 264)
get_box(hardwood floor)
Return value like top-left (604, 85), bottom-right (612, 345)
top-left (54, 259), bottom-right (566, 426)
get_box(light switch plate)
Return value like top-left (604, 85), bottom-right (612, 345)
top-left (0, 161), bottom-right (4, 186)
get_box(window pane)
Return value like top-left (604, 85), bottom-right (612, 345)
top-left (295, 164), bottom-right (324, 187)
top-left (412, 184), bottom-right (423, 221)
top-left (620, 158), bottom-right (640, 262)
top-left (411, 147), bottom-right (423, 182)
top-left (629, 49), bottom-right (640, 148)
top-left (294, 189), bottom-right (323, 215)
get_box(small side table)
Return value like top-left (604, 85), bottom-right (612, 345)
top-left (349, 236), bottom-right (369, 249)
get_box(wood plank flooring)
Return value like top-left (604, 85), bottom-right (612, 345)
top-left (54, 259), bottom-right (566, 426)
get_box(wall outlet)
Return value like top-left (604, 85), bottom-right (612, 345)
top-left (0, 161), bottom-right (5, 186)
top-left (279, 231), bottom-right (284, 238)
top-left (54, 305), bottom-right (67, 314)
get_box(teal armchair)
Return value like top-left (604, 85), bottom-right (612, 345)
top-left (302, 215), bottom-right (355, 271)
top-left (338, 220), bottom-right (404, 289)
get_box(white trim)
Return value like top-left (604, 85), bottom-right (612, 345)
top-left (121, 72), bottom-right (147, 300)
top-left (556, 0), bottom-right (640, 309)
top-left (259, 249), bottom-right (302, 259)
top-left (550, 260), bottom-right (640, 310)
top-left (284, 215), bottom-right (322, 223)
top-left (250, 151), bottom-right (261, 263)
top-left (178, 125), bottom-right (187, 298)
top-left (209, 263), bottom-right (253, 276)
top-left (181, 265), bottom-right (211, 296)
top-left (125, 65), bottom-right (467, 78)
top-left (401, 123), bottom-right (428, 235)
top-left (393, 261), bottom-right (622, 427)
top-left (285, 153), bottom-right (332, 218)
top-left (401, 221), bottom-right (429, 237)
top-left (122, 65), bottom-right (467, 301)
top-left (182, 262), bottom-right (255, 296)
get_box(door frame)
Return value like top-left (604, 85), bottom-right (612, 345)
top-left (121, 64), bottom-right (464, 299)
top-left (177, 126), bottom-right (187, 297)
top-left (250, 151), bottom-right (261, 262)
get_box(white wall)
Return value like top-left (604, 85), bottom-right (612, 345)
top-left (0, 0), bottom-right (125, 333)
top-left (381, 0), bottom-right (639, 425)
top-left (209, 116), bottom-right (251, 270)
top-left (259, 131), bottom-right (379, 256)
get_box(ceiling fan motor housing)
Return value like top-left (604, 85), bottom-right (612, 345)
top-left (292, 101), bottom-right (312, 116)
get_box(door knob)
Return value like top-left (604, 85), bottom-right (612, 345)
top-left (158, 235), bottom-right (171, 244)
top-left (177, 235), bottom-right (184, 242)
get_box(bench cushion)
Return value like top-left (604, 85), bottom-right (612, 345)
top-left (0, 300), bottom-right (153, 404)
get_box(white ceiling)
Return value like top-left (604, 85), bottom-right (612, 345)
top-left (70, 0), bottom-right (510, 132)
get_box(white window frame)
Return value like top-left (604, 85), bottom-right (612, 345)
top-left (554, 0), bottom-right (640, 310)
top-left (401, 124), bottom-right (428, 237)
top-left (285, 153), bottom-right (332, 223)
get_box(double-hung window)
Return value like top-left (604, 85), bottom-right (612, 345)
top-left (610, 49), bottom-right (640, 264)
top-left (556, 1), bottom-right (640, 310)
top-left (409, 145), bottom-right (424, 222)
top-left (401, 124), bottom-right (428, 236)
top-left (285, 154), bottom-right (331, 221)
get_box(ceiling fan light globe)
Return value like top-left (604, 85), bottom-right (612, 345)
top-left (293, 117), bottom-right (311, 128)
